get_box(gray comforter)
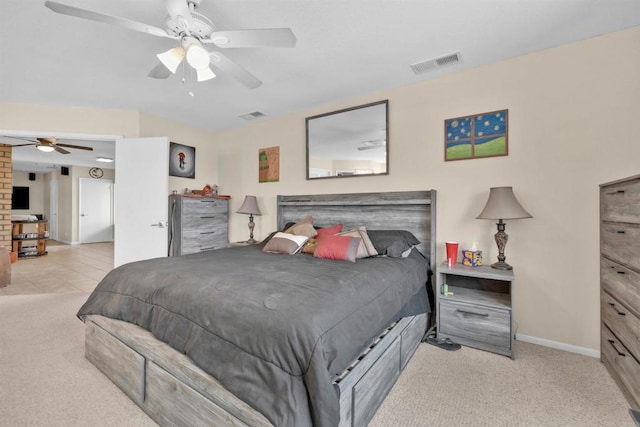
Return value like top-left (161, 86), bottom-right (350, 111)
top-left (77, 245), bottom-right (430, 427)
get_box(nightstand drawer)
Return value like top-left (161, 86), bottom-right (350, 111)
top-left (601, 292), bottom-right (640, 359)
top-left (439, 299), bottom-right (511, 349)
top-left (601, 178), bottom-right (640, 224)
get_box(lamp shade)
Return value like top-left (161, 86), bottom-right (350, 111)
top-left (476, 187), bottom-right (532, 220)
top-left (237, 195), bottom-right (261, 216)
top-left (157, 47), bottom-right (185, 74)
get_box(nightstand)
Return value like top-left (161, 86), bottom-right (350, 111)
top-left (436, 262), bottom-right (514, 358)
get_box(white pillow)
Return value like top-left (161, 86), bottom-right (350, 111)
top-left (262, 232), bottom-right (309, 255)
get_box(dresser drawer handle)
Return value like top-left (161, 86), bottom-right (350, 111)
top-left (617, 271), bottom-right (626, 275)
top-left (608, 339), bottom-right (626, 357)
top-left (607, 302), bottom-right (626, 316)
top-left (199, 247), bottom-right (215, 251)
top-left (456, 309), bottom-right (489, 317)
top-left (616, 230), bottom-right (626, 234)
top-left (200, 216), bottom-right (217, 219)
top-left (200, 231), bottom-right (215, 235)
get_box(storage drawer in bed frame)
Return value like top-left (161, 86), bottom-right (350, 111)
top-left (85, 312), bottom-right (427, 427)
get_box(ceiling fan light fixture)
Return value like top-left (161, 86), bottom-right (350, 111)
top-left (185, 44), bottom-right (210, 70)
top-left (196, 66), bottom-right (216, 82)
top-left (157, 47), bottom-right (185, 73)
top-left (37, 145), bottom-right (55, 153)
top-left (96, 157), bottom-right (114, 163)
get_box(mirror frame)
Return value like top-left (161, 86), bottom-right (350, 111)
top-left (305, 100), bottom-right (389, 180)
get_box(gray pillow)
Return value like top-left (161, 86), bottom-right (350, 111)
top-left (367, 230), bottom-right (421, 257)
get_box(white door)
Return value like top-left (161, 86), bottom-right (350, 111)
top-left (79, 178), bottom-right (113, 243)
top-left (114, 137), bottom-right (169, 267)
top-left (49, 180), bottom-right (58, 240)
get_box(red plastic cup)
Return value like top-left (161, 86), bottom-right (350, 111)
top-left (446, 242), bottom-right (459, 266)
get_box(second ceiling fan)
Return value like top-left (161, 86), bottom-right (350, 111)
top-left (44, 0), bottom-right (297, 89)
top-left (6, 137), bottom-right (93, 155)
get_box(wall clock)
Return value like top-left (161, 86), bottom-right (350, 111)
top-left (89, 167), bottom-right (104, 179)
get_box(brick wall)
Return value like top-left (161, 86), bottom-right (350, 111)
top-left (0, 146), bottom-right (12, 249)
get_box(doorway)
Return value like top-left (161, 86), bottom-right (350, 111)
top-left (79, 178), bottom-right (114, 243)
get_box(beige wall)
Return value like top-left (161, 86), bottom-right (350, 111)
top-left (217, 26), bottom-right (640, 351)
top-left (11, 171), bottom-right (45, 216)
top-left (138, 112), bottom-right (218, 194)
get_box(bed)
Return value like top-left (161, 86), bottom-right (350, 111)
top-left (78, 190), bottom-right (436, 427)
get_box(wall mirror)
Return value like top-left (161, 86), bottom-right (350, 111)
top-left (306, 100), bottom-right (388, 179)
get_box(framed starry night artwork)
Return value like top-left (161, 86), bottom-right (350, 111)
top-left (444, 109), bottom-right (508, 161)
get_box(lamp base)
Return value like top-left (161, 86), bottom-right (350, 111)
top-left (491, 260), bottom-right (513, 270)
top-left (245, 238), bottom-right (258, 244)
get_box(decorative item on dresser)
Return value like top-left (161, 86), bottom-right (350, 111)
top-left (168, 194), bottom-right (229, 256)
top-left (476, 186), bottom-right (532, 270)
top-left (236, 195), bottom-right (262, 244)
top-left (599, 174), bottom-right (640, 424)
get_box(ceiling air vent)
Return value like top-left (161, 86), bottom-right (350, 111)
top-left (239, 111), bottom-right (266, 120)
top-left (410, 51), bottom-right (461, 75)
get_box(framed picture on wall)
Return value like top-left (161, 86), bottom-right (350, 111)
top-left (444, 109), bottom-right (508, 161)
top-left (259, 146), bottom-right (280, 183)
top-left (169, 142), bottom-right (196, 179)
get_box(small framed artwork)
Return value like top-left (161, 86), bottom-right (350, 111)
top-left (259, 146), bottom-right (280, 183)
top-left (444, 109), bottom-right (508, 161)
top-left (169, 142), bottom-right (196, 178)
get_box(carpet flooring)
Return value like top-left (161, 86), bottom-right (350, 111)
top-left (0, 292), bottom-right (635, 426)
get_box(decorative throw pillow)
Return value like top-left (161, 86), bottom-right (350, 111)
top-left (283, 215), bottom-right (317, 238)
top-left (314, 234), bottom-right (361, 262)
top-left (301, 238), bottom-right (320, 254)
top-left (336, 226), bottom-right (378, 258)
top-left (262, 232), bottom-right (309, 255)
top-left (367, 230), bottom-right (421, 257)
top-left (315, 224), bottom-right (343, 238)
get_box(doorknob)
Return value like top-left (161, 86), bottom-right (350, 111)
top-left (80, 213), bottom-right (87, 217)
top-left (150, 221), bottom-right (168, 228)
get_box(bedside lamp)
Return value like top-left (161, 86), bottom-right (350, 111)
top-left (237, 195), bottom-right (262, 244)
top-left (476, 187), bottom-right (532, 270)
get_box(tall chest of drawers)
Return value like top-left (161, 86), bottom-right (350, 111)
top-left (168, 195), bottom-right (229, 256)
top-left (600, 174), bottom-right (640, 417)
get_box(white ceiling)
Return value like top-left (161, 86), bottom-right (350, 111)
top-left (2, 0), bottom-right (640, 171)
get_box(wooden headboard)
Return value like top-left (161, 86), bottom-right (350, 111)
top-left (277, 190), bottom-right (437, 269)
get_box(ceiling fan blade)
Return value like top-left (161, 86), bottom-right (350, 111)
top-left (56, 143), bottom-right (94, 151)
top-left (148, 62), bottom-right (173, 79)
top-left (7, 143), bottom-right (37, 147)
top-left (44, 1), bottom-right (178, 39)
top-left (53, 145), bottom-right (71, 155)
top-left (1, 136), bottom-right (37, 143)
top-left (209, 51), bottom-right (262, 89)
top-left (164, 0), bottom-right (194, 27)
top-left (205, 29), bottom-right (297, 48)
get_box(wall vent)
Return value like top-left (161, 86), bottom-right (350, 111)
top-left (410, 51), bottom-right (461, 75)
top-left (239, 111), bottom-right (266, 120)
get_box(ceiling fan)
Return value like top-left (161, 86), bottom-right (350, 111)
top-left (3, 137), bottom-right (93, 155)
top-left (44, 0), bottom-right (297, 89)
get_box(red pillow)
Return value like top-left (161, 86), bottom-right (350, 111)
top-left (315, 224), bottom-right (343, 238)
top-left (314, 234), bottom-right (361, 262)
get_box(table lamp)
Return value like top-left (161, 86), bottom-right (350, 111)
top-left (476, 186), bottom-right (532, 270)
top-left (237, 195), bottom-right (262, 244)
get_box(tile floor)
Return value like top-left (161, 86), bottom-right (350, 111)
top-left (0, 240), bottom-right (114, 296)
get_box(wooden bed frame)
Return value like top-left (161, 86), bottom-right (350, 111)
top-left (84, 190), bottom-right (437, 426)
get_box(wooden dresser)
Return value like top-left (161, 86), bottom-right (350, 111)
top-left (168, 195), bottom-right (229, 256)
top-left (600, 174), bottom-right (640, 418)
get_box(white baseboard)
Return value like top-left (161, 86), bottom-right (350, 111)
top-left (516, 334), bottom-right (600, 359)
top-left (52, 239), bottom-right (79, 245)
